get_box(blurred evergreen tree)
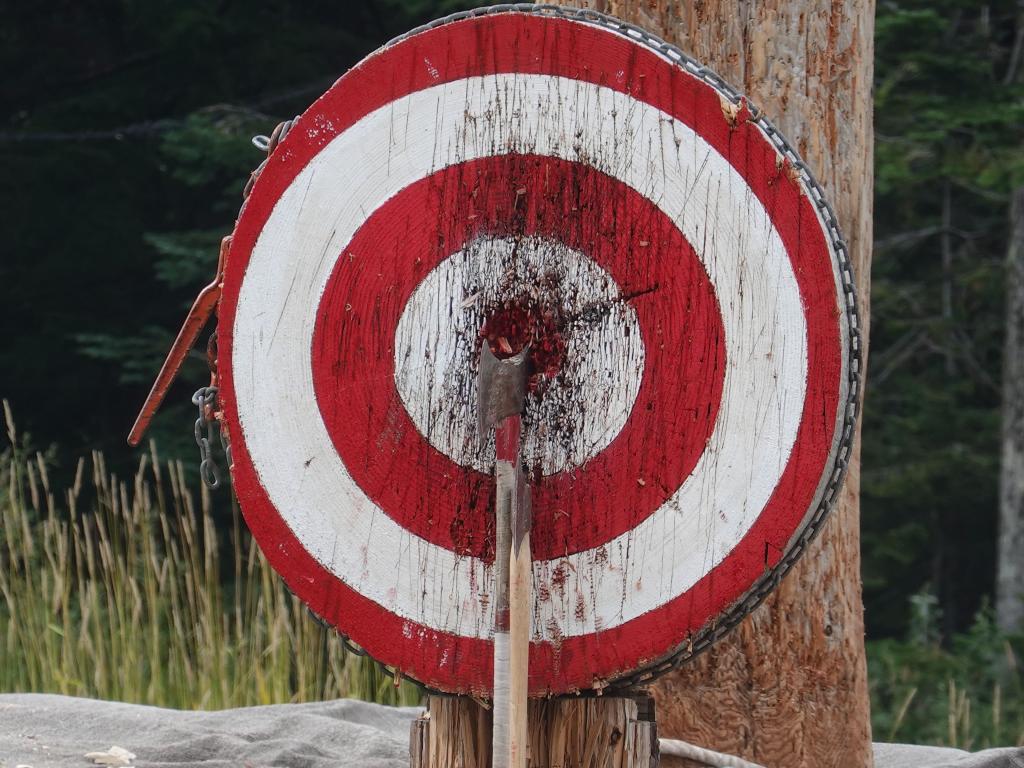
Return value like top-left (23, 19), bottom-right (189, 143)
top-left (864, 0), bottom-right (1024, 638)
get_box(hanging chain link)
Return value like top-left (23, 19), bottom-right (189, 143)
top-left (192, 386), bottom-right (224, 490)
top-left (233, 4), bottom-right (863, 697)
top-left (246, 116), bottom-right (298, 197)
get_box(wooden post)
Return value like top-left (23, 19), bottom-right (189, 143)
top-left (554, 1), bottom-right (877, 766)
top-left (410, 695), bottom-right (658, 768)
top-left (508, 530), bottom-right (532, 768)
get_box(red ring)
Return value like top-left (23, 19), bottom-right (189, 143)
top-left (311, 154), bottom-right (725, 560)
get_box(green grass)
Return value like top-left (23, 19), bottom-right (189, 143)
top-left (868, 606), bottom-right (1024, 749)
top-left (2, 403), bottom-right (1023, 750)
top-left (0, 402), bottom-right (420, 709)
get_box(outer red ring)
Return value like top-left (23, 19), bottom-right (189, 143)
top-left (311, 153), bottom-right (725, 561)
top-left (218, 12), bottom-right (843, 695)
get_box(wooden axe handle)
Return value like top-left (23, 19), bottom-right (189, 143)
top-left (509, 529), bottom-right (531, 768)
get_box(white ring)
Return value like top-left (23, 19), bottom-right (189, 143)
top-left (232, 74), bottom-right (808, 640)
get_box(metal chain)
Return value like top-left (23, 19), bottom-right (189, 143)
top-left (235, 4), bottom-right (862, 697)
top-left (192, 386), bottom-right (223, 490)
top-left (246, 115), bottom-right (299, 197)
top-left (205, 331), bottom-right (233, 471)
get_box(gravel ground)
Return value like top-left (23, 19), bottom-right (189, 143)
top-left (0, 694), bottom-right (1021, 768)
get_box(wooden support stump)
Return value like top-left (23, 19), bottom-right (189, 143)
top-left (410, 694), bottom-right (659, 768)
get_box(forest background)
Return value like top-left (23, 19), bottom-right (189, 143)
top-left (1, 0), bottom-right (1023, 748)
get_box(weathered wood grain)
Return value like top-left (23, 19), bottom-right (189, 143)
top-left (556, 2), bottom-right (875, 766)
top-left (412, 695), bottom-right (657, 768)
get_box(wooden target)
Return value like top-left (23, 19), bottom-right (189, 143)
top-left (217, 7), bottom-right (859, 696)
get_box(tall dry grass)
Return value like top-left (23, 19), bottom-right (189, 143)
top-left (0, 402), bottom-right (420, 709)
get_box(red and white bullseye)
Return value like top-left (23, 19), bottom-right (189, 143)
top-left (218, 11), bottom-right (853, 695)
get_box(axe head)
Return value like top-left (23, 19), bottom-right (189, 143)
top-left (477, 343), bottom-right (530, 439)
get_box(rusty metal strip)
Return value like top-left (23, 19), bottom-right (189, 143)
top-left (127, 236), bottom-right (230, 446)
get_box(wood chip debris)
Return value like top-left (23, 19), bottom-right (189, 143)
top-left (84, 746), bottom-right (136, 767)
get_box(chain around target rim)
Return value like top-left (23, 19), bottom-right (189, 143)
top-left (236, 3), bottom-right (862, 696)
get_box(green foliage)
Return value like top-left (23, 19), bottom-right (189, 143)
top-left (869, 596), bottom-right (1024, 748)
top-left (158, 110), bottom-right (268, 203)
top-left (77, 326), bottom-right (184, 385)
top-left (146, 230), bottom-right (224, 292)
top-left (863, 0), bottom-right (1024, 638)
top-left (874, 2), bottom-right (1024, 193)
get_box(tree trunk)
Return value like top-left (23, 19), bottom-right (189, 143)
top-left (552, 2), bottom-right (876, 766)
top-left (997, 187), bottom-right (1024, 634)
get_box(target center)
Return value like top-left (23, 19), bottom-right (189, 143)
top-left (479, 292), bottom-right (567, 393)
top-left (394, 235), bottom-right (645, 476)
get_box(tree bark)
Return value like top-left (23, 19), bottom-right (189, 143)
top-left (552, 1), bottom-right (876, 766)
top-left (997, 187), bottom-right (1024, 634)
